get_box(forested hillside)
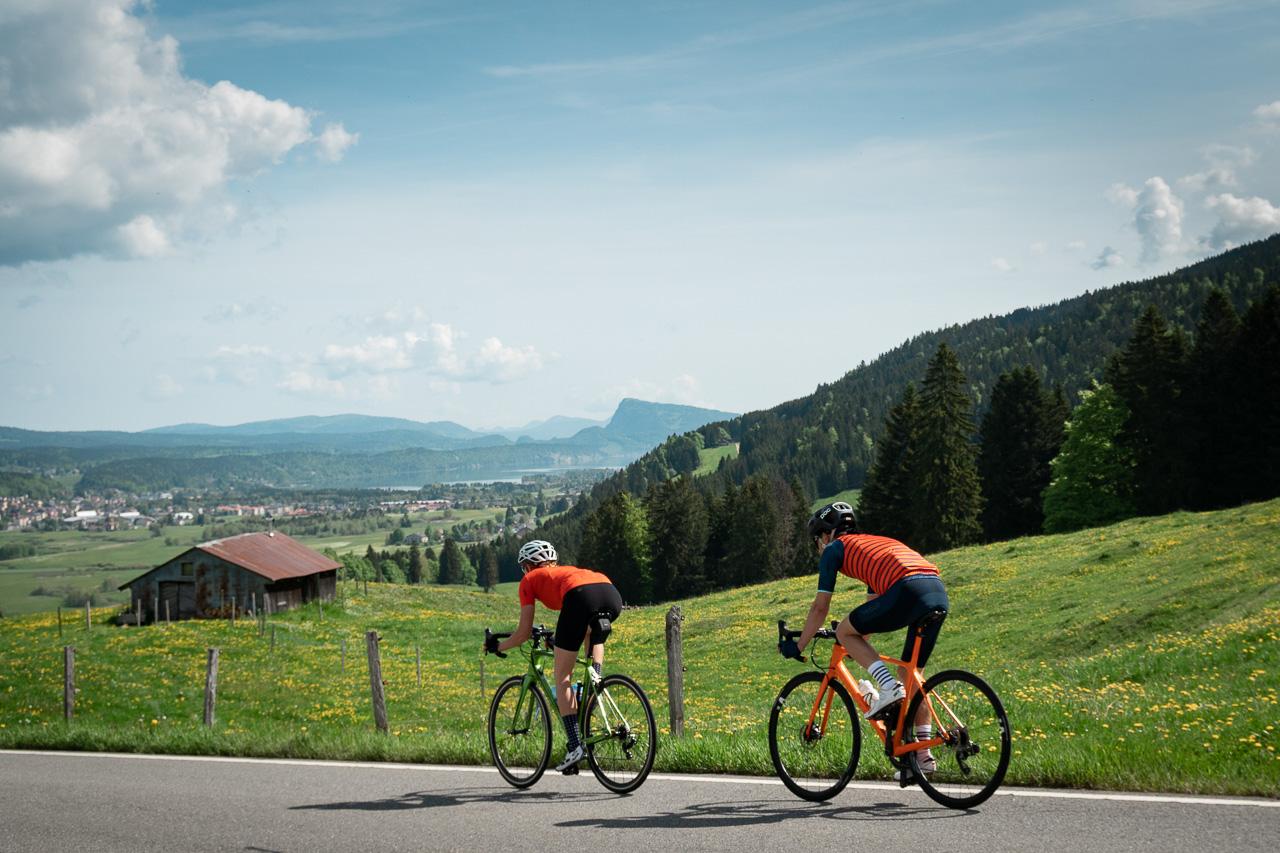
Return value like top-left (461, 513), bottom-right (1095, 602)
top-left (535, 235), bottom-right (1280, 583)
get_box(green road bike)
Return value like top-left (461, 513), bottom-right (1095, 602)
top-left (483, 624), bottom-right (657, 793)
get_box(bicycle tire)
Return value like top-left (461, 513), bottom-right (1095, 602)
top-left (487, 675), bottom-right (553, 788)
top-left (903, 669), bottom-right (1010, 809)
top-left (583, 674), bottom-right (657, 794)
top-left (768, 671), bottom-right (861, 801)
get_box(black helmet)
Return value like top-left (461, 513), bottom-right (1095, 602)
top-left (807, 501), bottom-right (858, 538)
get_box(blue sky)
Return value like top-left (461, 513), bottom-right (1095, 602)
top-left (2, 0), bottom-right (1279, 431)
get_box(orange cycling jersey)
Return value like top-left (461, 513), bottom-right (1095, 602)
top-left (818, 534), bottom-right (939, 597)
top-left (518, 565), bottom-right (612, 610)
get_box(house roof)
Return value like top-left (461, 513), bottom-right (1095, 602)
top-left (196, 531), bottom-right (341, 581)
top-left (119, 530), bottom-right (340, 589)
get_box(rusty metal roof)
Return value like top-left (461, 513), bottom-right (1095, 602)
top-left (196, 531), bottom-right (341, 581)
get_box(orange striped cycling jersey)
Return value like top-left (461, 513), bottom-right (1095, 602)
top-left (816, 534), bottom-right (939, 596)
top-left (518, 565), bottom-right (613, 610)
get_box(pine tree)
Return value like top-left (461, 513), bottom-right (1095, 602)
top-left (439, 538), bottom-right (464, 585)
top-left (579, 493), bottom-right (652, 603)
top-left (912, 344), bottom-right (983, 552)
top-left (480, 545), bottom-right (500, 592)
top-left (858, 383), bottom-right (921, 543)
top-left (645, 477), bottom-right (709, 601)
top-left (1105, 304), bottom-right (1190, 514)
top-left (978, 367), bottom-right (1066, 540)
top-left (407, 542), bottom-right (423, 585)
top-left (1235, 284), bottom-right (1280, 501)
top-left (1042, 383), bottom-right (1137, 532)
top-left (1187, 288), bottom-right (1244, 509)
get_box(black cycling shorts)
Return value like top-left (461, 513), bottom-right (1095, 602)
top-left (554, 583), bottom-right (623, 653)
top-left (849, 575), bottom-right (949, 668)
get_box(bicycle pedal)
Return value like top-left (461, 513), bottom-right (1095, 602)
top-left (897, 770), bottom-right (917, 788)
top-left (561, 765), bottom-right (580, 776)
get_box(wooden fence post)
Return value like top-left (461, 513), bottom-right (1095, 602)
top-left (270, 625), bottom-right (275, 654)
top-left (84, 600), bottom-right (91, 631)
top-left (63, 646), bottom-right (75, 721)
top-left (231, 599), bottom-right (236, 627)
top-left (57, 606), bottom-right (63, 639)
top-left (366, 630), bottom-right (388, 733)
top-left (665, 605), bottom-right (685, 738)
top-left (480, 656), bottom-right (486, 699)
top-left (154, 592), bottom-right (161, 625)
top-left (415, 643), bottom-right (422, 688)
top-left (135, 598), bottom-right (142, 627)
top-left (341, 637), bottom-right (347, 675)
top-left (165, 600), bottom-right (171, 625)
top-left (203, 648), bottom-right (219, 727)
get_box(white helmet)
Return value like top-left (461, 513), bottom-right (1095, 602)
top-left (517, 539), bottom-right (558, 566)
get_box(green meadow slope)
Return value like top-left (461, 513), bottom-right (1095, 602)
top-left (1, 499), bottom-right (1276, 795)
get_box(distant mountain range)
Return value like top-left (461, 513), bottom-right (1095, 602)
top-left (0, 399), bottom-right (738, 490)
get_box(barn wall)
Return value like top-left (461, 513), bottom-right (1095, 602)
top-left (125, 559), bottom-right (338, 622)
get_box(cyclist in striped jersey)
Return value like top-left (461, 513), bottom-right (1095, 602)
top-left (780, 502), bottom-right (949, 773)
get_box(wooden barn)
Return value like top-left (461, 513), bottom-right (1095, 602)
top-left (119, 531), bottom-right (340, 623)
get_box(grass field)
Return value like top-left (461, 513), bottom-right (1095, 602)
top-left (694, 444), bottom-right (738, 477)
top-left (812, 488), bottom-right (861, 511)
top-left (1, 499), bottom-right (1277, 795)
top-left (0, 508), bottom-right (500, 616)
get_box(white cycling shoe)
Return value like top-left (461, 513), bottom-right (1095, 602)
top-left (864, 681), bottom-right (905, 719)
top-left (555, 745), bottom-right (585, 773)
top-left (893, 753), bottom-right (937, 784)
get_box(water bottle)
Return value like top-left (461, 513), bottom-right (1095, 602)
top-left (856, 679), bottom-right (879, 707)
top-left (573, 682), bottom-right (583, 704)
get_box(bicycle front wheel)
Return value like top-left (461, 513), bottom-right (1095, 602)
top-left (487, 675), bottom-right (552, 788)
top-left (768, 671), bottom-right (861, 801)
top-left (583, 674), bottom-right (657, 794)
top-left (904, 669), bottom-right (1011, 809)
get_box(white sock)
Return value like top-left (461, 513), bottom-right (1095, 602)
top-left (867, 660), bottom-right (896, 690)
top-left (915, 724), bottom-right (932, 740)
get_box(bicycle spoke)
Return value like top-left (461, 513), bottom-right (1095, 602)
top-left (906, 670), bottom-right (1010, 809)
top-left (585, 675), bottom-right (656, 794)
top-left (769, 672), bottom-right (860, 801)
top-left (488, 677), bottom-right (552, 788)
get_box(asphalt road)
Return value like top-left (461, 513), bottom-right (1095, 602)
top-left (1, 751), bottom-right (1277, 853)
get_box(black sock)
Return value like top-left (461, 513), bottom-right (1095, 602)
top-left (562, 713), bottom-right (581, 751)
top-left (592, 661), bottom-right (602, 678)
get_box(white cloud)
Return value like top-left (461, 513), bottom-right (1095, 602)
top-left (214, 344), bottom-right (274, 359)
top-left (470, 337), bottom-right (544, 382)
top-left (1066, 240), bottom-right (1087, 251)
top-left (1090, 246), bottom-right (1124, 270)
top-left (117, 215), bottom-right (170, 258)
top-left (1253, 100), bottom-right (1280, 127)
top-left (1110, 177), bottom-right (1185, 263)
top-left (278, 370), bottom-right (346, 396)
top-left (990, 257), bottom-right (1015, 273)
top-left (1029, 241), bottom-right (1047, 256)
top-left (0, 0), bottom-right (352, 266)
top-left (143, 373), bottom-right (183, 401)
top-left (322, 334), bottom-right (417, 372)
top-left (1177, 144), bottom-right (1255, 194)
top-left (315, 123), bottom-right (358, 162)
top-left (1203, 193), bottom-right (1280, 250)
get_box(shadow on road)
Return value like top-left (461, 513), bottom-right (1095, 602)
top-left (556, 797), bottom-right (970, 829)
top-left (291, 787), bottom-right (616, 812)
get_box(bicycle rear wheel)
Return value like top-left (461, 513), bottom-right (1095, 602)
top-left (904, 669), bottom-right (1010, 809)
top-left (583, 674), bottom-right (657, 794)
top-left (487, 675), bottom-right (552, 788)
top-left (768, 671), bottom-right (861, 801)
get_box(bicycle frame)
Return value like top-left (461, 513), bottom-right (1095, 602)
top-left (506, 636), bottom-right (618, 749)
top-left (807, 631), bottom-right (951, 761)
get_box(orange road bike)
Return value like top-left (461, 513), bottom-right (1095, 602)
top-left (770, 610), bottom-right (1010, 808)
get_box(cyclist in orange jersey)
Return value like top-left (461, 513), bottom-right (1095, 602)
top-left (780, 502), bottom-right (950, 777)
top-left (484, 539), bottom-right (622, 773)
